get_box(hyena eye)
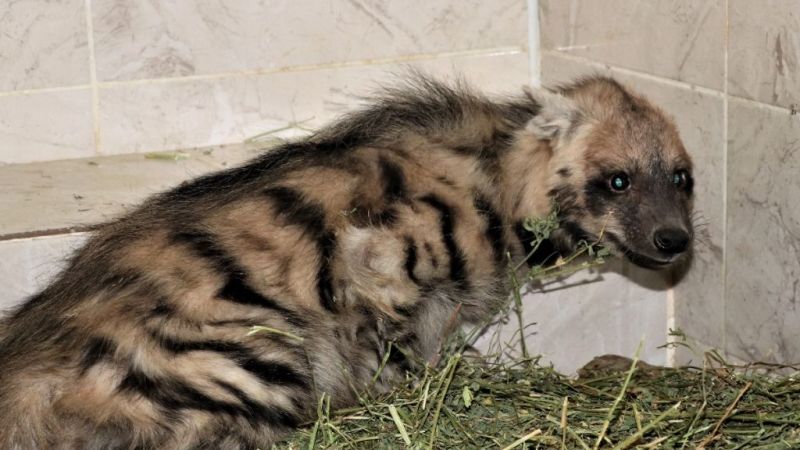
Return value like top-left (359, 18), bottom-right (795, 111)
top-left (609, 172), bottom-right (630, 192)
top-left (672, 169), bottom-right (692, 191)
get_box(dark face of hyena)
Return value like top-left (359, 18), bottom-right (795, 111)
top-left (579, 119), bottom-right (695, 269)
top-left (541, 81), bottom-right (695, 270)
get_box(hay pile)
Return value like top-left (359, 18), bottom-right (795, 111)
top-left (274, 213), bottom-right (800, 449)
top-left (277, 352), bottom-right (800, 449)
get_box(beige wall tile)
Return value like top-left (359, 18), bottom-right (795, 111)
top-left (0, 89), bottom-right (95, 164)
top-left (728, 0), bottom-right (800, 109)
top-left (726, 99), bottom-right (800, 363)
top-left (92, 0), bottom-right (527, 82)
top-left (0, 233), bottom-right (89, 314)
top-left (97, 52), bottom-right (529, 155)
top-left (541, 53), bottom-right (727, 357)
top-left (0, 0), bottom-right (90, 92)
top-left (539, 0), bottom-right (725, 90)
top-left (0, 144), bottom-right (263, 238)
top-left (476, 260), bottom-right (669, 374)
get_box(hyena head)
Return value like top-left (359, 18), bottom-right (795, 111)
top-left (528, 76), bottom-right (694, 269)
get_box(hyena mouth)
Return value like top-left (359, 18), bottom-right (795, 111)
top-left (619, 247), bottom-right (674, 269)
top-left (605, 234), bottom-right (679, 270)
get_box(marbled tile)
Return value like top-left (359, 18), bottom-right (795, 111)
top-left (91, 0), bottom-right (527, 82)
top-left (728, 0), bottom-right (800, 110)
top-left (539, 0), bottom-right (725, 90)
top-left (541, 53), bottom-right (727, 352)
top-left (726, 99), bottom-right (800, 364)
top-left (0, 89), bottom-right (95, 164)
top-left (476, 260), bottom-right (669, 375)
top-left (0, 143), bottom-right (264, 238)
top-left (0, 233), bottom-right (89, 314)
top-left (97, 52), bottom-right (529, 155)
top-left (0, 0), bottom-right (89, 92)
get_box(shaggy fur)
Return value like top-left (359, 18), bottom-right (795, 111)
top-left (0, 74), bottom-right (693, 449)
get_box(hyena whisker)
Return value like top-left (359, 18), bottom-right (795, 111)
top-left (690, 211), bottom-right (710, 227)
top-left (691, 220), bottom-right (710, 235)
top-left (691, 234), bottom-right (713, 251)
top-left (689, 210), bottom-right (713, 250)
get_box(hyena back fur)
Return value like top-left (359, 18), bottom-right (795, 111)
top-left (0, 75), bottom-right (694, 449)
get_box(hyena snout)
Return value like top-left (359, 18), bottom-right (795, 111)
top-left (652, 227), bottom-right (691, 255)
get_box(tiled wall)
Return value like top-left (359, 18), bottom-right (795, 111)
top-left (725, 1), bottom-right (800, 364)
top-left (0, 0), bottom-right (529, 164)
top-left (539, 0), bottom-right (800, 365)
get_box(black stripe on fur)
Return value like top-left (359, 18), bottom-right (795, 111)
top-left (171, 230), bottom-right (305, 327)
top-left (420, 194), bottom-right (468, 288)
top-left (474, 195), bottom-right (506, 264)
top-left (263, 187), bottom-right (338, 312)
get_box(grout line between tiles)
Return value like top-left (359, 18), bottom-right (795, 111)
top-left (84, 0), bottom-right (101, 155)
top-left (554, 44), bottom-right (594, 51)
top-left (542, 51), bottom-right (727, 98)
top-left (665, 287), bottom-right (676, 367)
top-left (721, 0), bottom-right (729, 359)
top-left (0, 84), bottom-right (92, 98)
top-left (0, 47), bottom-right (525, 98)
top-left (543, 50), bottom-right (798, 114)
top-left (527, 0), bottom-right (541, 87)
top-left (726, 93), bottom-right (795, 114)
top-left (567, 0), bottom-right (579, 48)
top-left (95, 46), bottom-right (528, 88)
top-left (0, 45), bottom-right (793, 119)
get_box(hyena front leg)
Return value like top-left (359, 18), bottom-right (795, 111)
top-left (338, 225), bottom-right (422, 320)
top-left (337, 219), bottom-right (466, 367)
top-left (338, 191), bottom-right (472, 319)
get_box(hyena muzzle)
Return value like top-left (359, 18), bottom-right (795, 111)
top-left (0, 75), bottom-right (694, 449)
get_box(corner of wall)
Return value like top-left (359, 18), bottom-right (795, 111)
top-left (527, 0), bottom-right (541, 87)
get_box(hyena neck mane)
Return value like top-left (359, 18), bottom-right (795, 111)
top-left (326, 76), bottom-right (599, 253)
top-left (308, 76), bottom-right (582, 224)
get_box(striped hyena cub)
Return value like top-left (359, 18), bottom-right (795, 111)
top-left (0, 75), bottom-right (694, 449)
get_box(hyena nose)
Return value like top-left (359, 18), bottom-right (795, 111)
top-left (653, 228), bottom-right (690, 255)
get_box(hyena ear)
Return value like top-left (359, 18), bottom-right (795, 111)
top-left (523, 87), bottom-right (583, 142)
